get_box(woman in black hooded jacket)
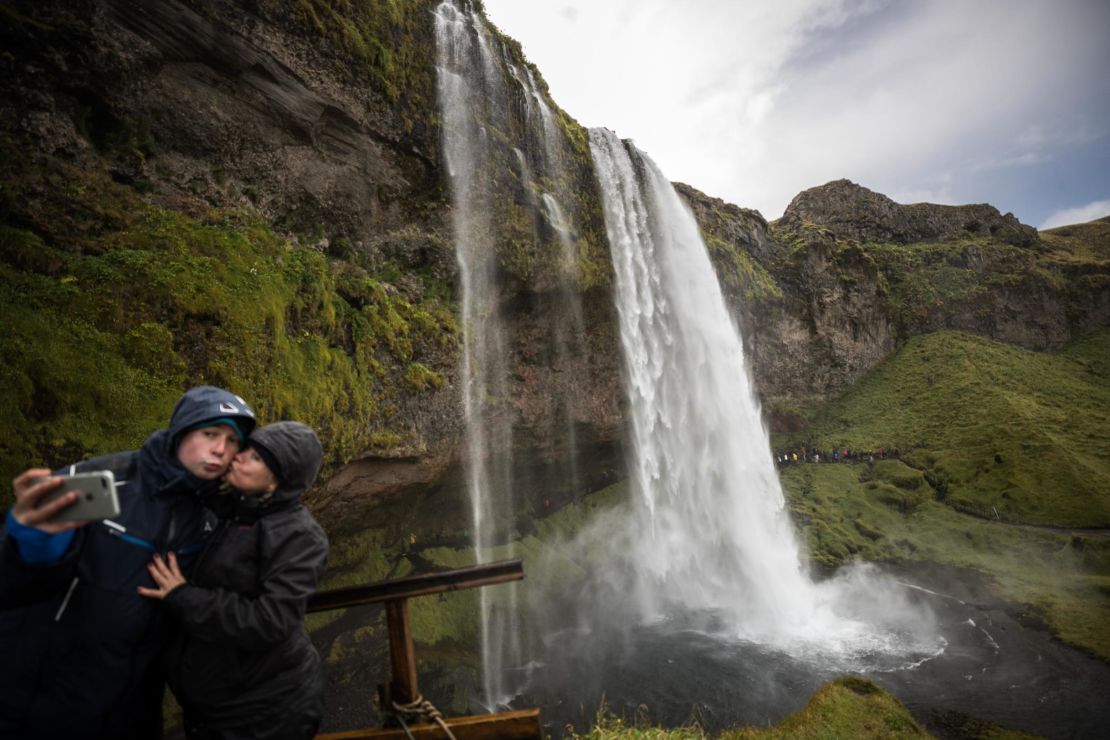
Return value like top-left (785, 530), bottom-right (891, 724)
top-left (139, 421), bottom-right (329, 740)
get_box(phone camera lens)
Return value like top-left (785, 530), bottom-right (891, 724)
top-left (85, 493), bottom-right (95, 501)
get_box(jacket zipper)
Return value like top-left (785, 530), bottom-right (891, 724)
top-left (54, 577), bottom-right (78, 622)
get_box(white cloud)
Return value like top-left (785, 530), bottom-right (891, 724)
top-left (483, 0), bottom-right (1110, 222)
top-left (1040, 199), bottom-right (1110, 230)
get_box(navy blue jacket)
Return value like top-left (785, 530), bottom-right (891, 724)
top-left (0, 387), bottom-right (256, 740)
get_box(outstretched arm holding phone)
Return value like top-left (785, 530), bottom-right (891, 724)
top-left (4, 469), bottom-right (90, 568)
top-left (0, 470), bottom-right (88, 611)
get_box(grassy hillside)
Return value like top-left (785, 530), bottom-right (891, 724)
top-left (1039, 217), bottom-right (1110, 265)
top-left (772, 329), bottom-right (1110, 659)
top-left (776, 330), bottom-right (1110, 527)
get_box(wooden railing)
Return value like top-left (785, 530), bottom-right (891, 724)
top-left (309, 559), bottom-right (540, 740)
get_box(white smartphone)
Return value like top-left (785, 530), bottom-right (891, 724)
top-left (39, 471), bottom-right (121, 522)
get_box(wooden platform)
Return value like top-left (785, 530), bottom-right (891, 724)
top-left (316, 708), bottom-right (541, 739)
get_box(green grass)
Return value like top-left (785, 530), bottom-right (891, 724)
top-left (1039, 217), bottom-right (1110, 265)
top-left (771, 329), bottom-right (1110, 659)
top-left (724, 677), bottom-right (928, 739)
top-left (778, 330), bottom-right (1110, 527)
top-left (780, 461), bottom-right (1110, 660)
top-left (571, 678), bottom-right (928, 739)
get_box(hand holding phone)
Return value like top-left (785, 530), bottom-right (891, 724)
top-left (11, 469), bottom-right (119, 530)
top-left (11, 469), bottom-right (79, 533)
top-left (38, 471), bottom-right (121, 523)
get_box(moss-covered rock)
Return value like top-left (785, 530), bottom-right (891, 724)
top-left (0, 135), bottom-right (457, 494)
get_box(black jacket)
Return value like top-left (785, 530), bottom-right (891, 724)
top-left (0, 386), bottom-right (257, 740)
top-left (164, 421), bottom-right (329, 740)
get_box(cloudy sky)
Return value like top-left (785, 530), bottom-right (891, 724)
top-left (482, 0), bottom-right (1110, 229)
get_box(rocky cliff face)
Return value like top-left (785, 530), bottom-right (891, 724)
top-left (682, 179), bottom-right (1110, 415)
top-left (4, 0), bottom-right (444, 260)
top-left (0, 0), bottom-right (624, 531)
top-left (2, 0), bottom-right (1107, 531)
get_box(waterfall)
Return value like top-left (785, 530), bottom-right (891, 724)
top-left (587, 129), bottom-right (943, 665)
top-left (434, 0), bottom-right (585, 708)
top-left (437, 0), bottom-right (937, 708)
top-left (435, 0), bottom-right (517, 708)
top-left (588, 128), bottom-right (821, 639)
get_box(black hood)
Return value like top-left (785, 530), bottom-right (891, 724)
top-left (140, 386), bottom-right (257, 498)
top-left (247, 421), bottom-right (323, 504)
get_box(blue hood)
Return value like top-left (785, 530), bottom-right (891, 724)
top-left (141, 386), bottom-right (258, 498)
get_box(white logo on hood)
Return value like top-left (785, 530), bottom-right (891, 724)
top-left (219, 402), bottom-right (238, 414)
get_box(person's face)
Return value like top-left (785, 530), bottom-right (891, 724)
top-left (226, 447), bottom-right (278, 495)
top-left (177, 425), bottom-right (241, 480)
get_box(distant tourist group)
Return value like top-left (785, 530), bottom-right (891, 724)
top-left (775, 446), bottom-right (900, 466)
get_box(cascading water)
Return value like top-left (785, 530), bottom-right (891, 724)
top-left (508, 51), bottom-right (585, 492)
top-left (588, 128), bottom-right (816, 637)
top-left (587, 129), bottom-right (943, 662)
top-left (435, 0), bottom-right (518, 708)
top-left (434, 0), bottom-right (586, 708)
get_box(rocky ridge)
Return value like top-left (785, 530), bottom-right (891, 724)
top-left (777, 178), bottom-right (1038, 247)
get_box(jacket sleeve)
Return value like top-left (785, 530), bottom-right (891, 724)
top-left (0, 518), bottom-right (82, 609)
top-left (4, 510), bottom-right (76, 565)
top-left (165, 519), bottom-right (328, 650)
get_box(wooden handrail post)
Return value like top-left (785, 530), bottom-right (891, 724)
top-left (383, 599), bottom-right (418, 706)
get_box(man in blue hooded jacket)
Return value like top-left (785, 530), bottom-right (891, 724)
top-left (0, 386), bottom-right (257, 740)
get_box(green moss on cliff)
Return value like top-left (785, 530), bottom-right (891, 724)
top-left (702, 231), bottom-right (782, 302)
top-left (0, 137), bottom-right (457, 491)
top-left (769, 222), bottom-right (1100, 341)
top-left (271, 0), bottom-right (438, 108)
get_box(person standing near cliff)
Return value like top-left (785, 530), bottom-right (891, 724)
top-left (140, 420), bottom-right (329, 740)
top-left (0, 386), bottom-right (257, 740)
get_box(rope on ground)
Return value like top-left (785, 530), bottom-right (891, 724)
top-left (391, 694), bottom-right (458, 740)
